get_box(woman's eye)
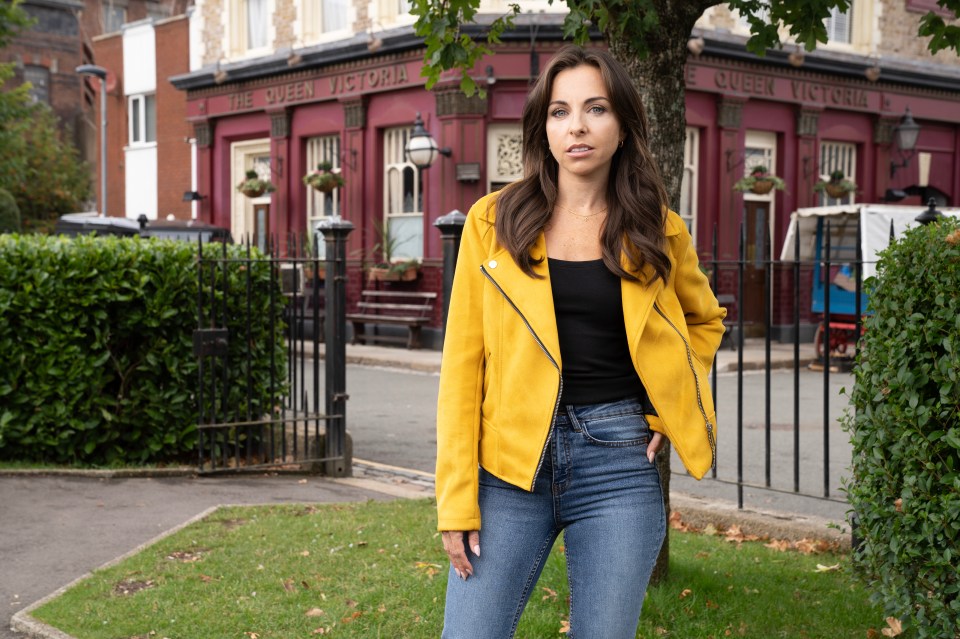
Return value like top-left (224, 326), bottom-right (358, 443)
top-left (551, 108), bottom-right (567, 118)
top-left (589, 105), bottom-right (607, 114)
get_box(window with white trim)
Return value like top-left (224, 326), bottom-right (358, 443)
top-left (128, 94), bottom-right (156, 145)
top-left (379, 0), bottom-right (413, 24)
top-left (383, 126), bottom-right (423, 260)
top-left (679, 126), bottom-right (699, 245)
top-left (229, 0), bottom-right (270, 54)
top-left (306, 135), bottom-right (341, 254)
top-left (818, 140), bottom-right (857, 205)
top-left (825, 3), bottom-right (851, 44)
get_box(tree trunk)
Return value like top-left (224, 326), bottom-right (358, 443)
top-left (607, 1), bottom-right (712, 585)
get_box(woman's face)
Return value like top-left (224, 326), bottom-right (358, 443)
top-left (545, 64), bottom-right (623, 182)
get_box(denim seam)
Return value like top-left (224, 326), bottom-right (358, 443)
top-left (508, 531), bottom-right (558, 638)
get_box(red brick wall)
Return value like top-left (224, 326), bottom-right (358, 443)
top-left (154, 16), bottom-right (192, 220)
top-left (90, 33), bottom-right (126, 217)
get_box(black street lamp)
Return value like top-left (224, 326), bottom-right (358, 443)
top-left (76, 64), bottom-right (109, 216)
top-left (915, 197), bottom-right (943, 226)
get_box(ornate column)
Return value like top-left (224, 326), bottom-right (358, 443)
top-left (717, 96), bottom-right (745, 259)
top-left (795, 107), bottom-right (822, 209)
top-left (193, 118), bottom-right (215, 225)
top-left (268, 108), bottom-right (291, 240)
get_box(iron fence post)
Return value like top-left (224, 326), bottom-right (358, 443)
top-left (319, 217), bottom-right (354, 477)
top-left (434, 209), bottom-right (467, 335)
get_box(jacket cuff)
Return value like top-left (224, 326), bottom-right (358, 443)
top-left (437, 516), bottom-right (482, 532)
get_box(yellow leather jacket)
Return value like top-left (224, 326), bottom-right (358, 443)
top-left (436, 191), bottom-right (726, 531)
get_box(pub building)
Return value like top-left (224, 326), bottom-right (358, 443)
top-left (170, 7), bottom-right (960, 347)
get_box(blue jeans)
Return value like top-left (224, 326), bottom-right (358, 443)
top-left (441, 396), bottom-right (666, 639)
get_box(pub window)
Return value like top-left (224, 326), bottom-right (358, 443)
top-left (23, 65), bottom-right (49, 104)
top-left (230, 0), bottom-right (270, 54)
top-left (825, 3), bottom-right (852, 44)
top-left (303, 0), bottom-right (350, 41)
top-left (818, 141), bottom-right (857, 205)
top-left (383, 126), bottom-right (423, 260)
top-left (128, 94), bottom-right (157, 145)
top-left (679, 126), bottom-right (700, 245)
top-left (306, 135), bottom-right (341, 255)
top-left (379, 0), bottom-right (413, 25)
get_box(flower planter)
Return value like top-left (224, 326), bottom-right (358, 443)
top-left (311, 180), bottom-right (339, 194)
top-left (367, 266), bottom-right (418, 283)
top-left (240, 186), bottom-right (267, 198)
top-left (824, 183), bottom-right (848, 199)
top-left (750, 179), bottom-right (775, 195)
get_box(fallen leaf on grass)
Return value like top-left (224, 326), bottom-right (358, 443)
top-left (345, 598), bottom-right (358, 608)
top-left (814, 563), bottom-right (840, 573)
top-left (706, 599), bottom-right (719, 610)
top-left (300, 550), bottom-right (311, 557)
top-left (703, 523), bottom-right (718, 536)
top-left (724, 525), bottom-right (761, 544)
top-left (542, 587), bottom-right (558, 601)
top-left (881, 617), bottom-right (903, 637)
top-left (559, 620), bottom-right (570, 634)
top-left (669, 511), bottom-right (691, 532)
top-left (415, 562), bottom-right (442, 579)
top-left (166, 550), bottom-right (204, 563)
top-left (244, 633), bottom-right (259, 639)
top-left (311, 629), bottom-right (328, 635)
top-left (764, 539), bottom-right (792, 552)
top-left (378, 604), bottom-right (386, 613)
top-left (341, 611), bottom-right (363, 624)
top-left (305, 608), bottom-right (325, 617)
top-left (199, 574), bottom-right (214, 583)
top-left (282, 578), bottom-right (296, 592)
top-left (867, 629), bottom-right (881, 639)
top-left (679, 588), bottom-right (692, 599)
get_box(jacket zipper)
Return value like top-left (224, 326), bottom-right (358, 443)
top-left (480, 265), bottom-right (563, 491)
top-left (652, 303), bottom-right (717, 468)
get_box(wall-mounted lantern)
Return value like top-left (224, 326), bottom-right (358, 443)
top-left (404, 112), bottom-right (451, 170)
top-left (890, 107), bottom-right (921, 178)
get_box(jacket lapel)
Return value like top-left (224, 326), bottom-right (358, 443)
top-left (483, 233), bottom-right (561, 366)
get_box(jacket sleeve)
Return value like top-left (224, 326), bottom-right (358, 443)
top-left (434, 198), bottom-right (494, 531)
top-left (670, 212), bottom-right (726, 373)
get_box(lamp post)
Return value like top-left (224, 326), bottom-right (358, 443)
top-left (404, 112), bottom-right (451, 170)
top-left (890, 107), bottom-right (921, 179)
top-left (76, 64), bottom-right (108, 217)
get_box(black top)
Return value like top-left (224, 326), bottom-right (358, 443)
top-left (548, 257), bottom-right (647, 405)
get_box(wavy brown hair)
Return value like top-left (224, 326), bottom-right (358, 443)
top-left (494, 45), bottom-right (671, 283)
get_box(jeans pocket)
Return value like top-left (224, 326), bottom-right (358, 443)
top-left (578, 412), bottom-right (649, 448)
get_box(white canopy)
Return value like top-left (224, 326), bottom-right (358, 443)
top-left (779, 203), bottom-right (960, 279)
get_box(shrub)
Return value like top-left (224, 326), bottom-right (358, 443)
top-left (0, 188), bottom-right (20, 232)
top-left (0, 235), bottom-right (287, 465)
top-left (844, 218), bottom-right (960, 638)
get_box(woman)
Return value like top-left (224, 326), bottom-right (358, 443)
top-left (436, 45), bottom-right (725, 638)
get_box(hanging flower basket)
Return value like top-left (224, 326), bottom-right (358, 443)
top-left (236, 170), bottom-right (276, 198)
top-left (733, 166), bottom-right (786, 195)
top-left (814, 170), bottom-right (857, 199)
top-left (303, 162), bottom-right (344, 194)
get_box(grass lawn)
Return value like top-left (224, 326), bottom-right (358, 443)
top-left (31, 498), bottom-right (883, 638)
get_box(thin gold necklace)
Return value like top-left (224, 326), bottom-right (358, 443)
top-left (555, 202), bottom-right (608, 219)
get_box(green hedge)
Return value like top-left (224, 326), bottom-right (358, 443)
top-left (845, 218), bottom-right (960, 638)
top-left (0, 235), bottom-right (287, 465)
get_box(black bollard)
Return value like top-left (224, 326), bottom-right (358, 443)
top-left (434, 209), bottom-right (467, 336)
top-left (318, 216), bottom-right (354, 477)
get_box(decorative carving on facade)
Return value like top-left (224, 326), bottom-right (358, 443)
top-left (269, 109), bottom-right (290, 139)
top-left (717, 98), bottom-right (744, 129)
top-left (343, 99), bottom-right (366, 129)
top-left (874, 117), bottom-right (897, 145)
top-left (796, 108), bottom-right (821, 137)
top-left (496, 132), bottom-right (524, 181)
top-left (436, 88), bottom-right (487, 117)
top-left (194, 120), bottom-right (212, 148)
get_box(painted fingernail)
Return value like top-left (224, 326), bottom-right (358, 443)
top-left (454, 569), bottom-right (462, 580)
top-left (472, 544), bottom-right (481, 558)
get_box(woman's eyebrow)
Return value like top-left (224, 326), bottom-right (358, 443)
top-left (548, 96), bottom-right (610, 107)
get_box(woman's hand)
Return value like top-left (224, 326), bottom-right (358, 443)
top-left (648, 431), bottom-right (667, 464)
top-left (441, 530), bottom-right (480, 580)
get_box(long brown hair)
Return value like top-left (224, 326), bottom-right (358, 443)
top-left (494, 45), bottom-right (671, 283)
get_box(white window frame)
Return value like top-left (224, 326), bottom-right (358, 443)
top-left (302, 0), bottom-right (352, 43)
top-left (230, 139), bottom-right (272, 244)
top-left (128, 94), bottom-right (157, 146)
top-left (383, 126), bottom-right (423, 261)
top-left (23, 65), bottom-right (49, 104)
top-left (486, 123), bottom-right (523, 193)
top-left (227, 0), bottom-right (275, 58)
top-left (742, 130), bottom-right (777, 261)
top-left (376, 0), bottom-right (415, 26)
top-left (305, 135), bottom-right (342, 255)
top-left (818, 140), bottom-right (857, 206)
top-left (825, 3), bottom-right (852, 44)
top-left (679, 126), bottom-right (700, 246)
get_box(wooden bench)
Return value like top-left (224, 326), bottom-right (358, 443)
top-left (346, 290), bottom-right (437, 349)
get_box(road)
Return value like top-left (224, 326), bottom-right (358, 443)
top-left (341, 364), bottom-right (854, 523)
